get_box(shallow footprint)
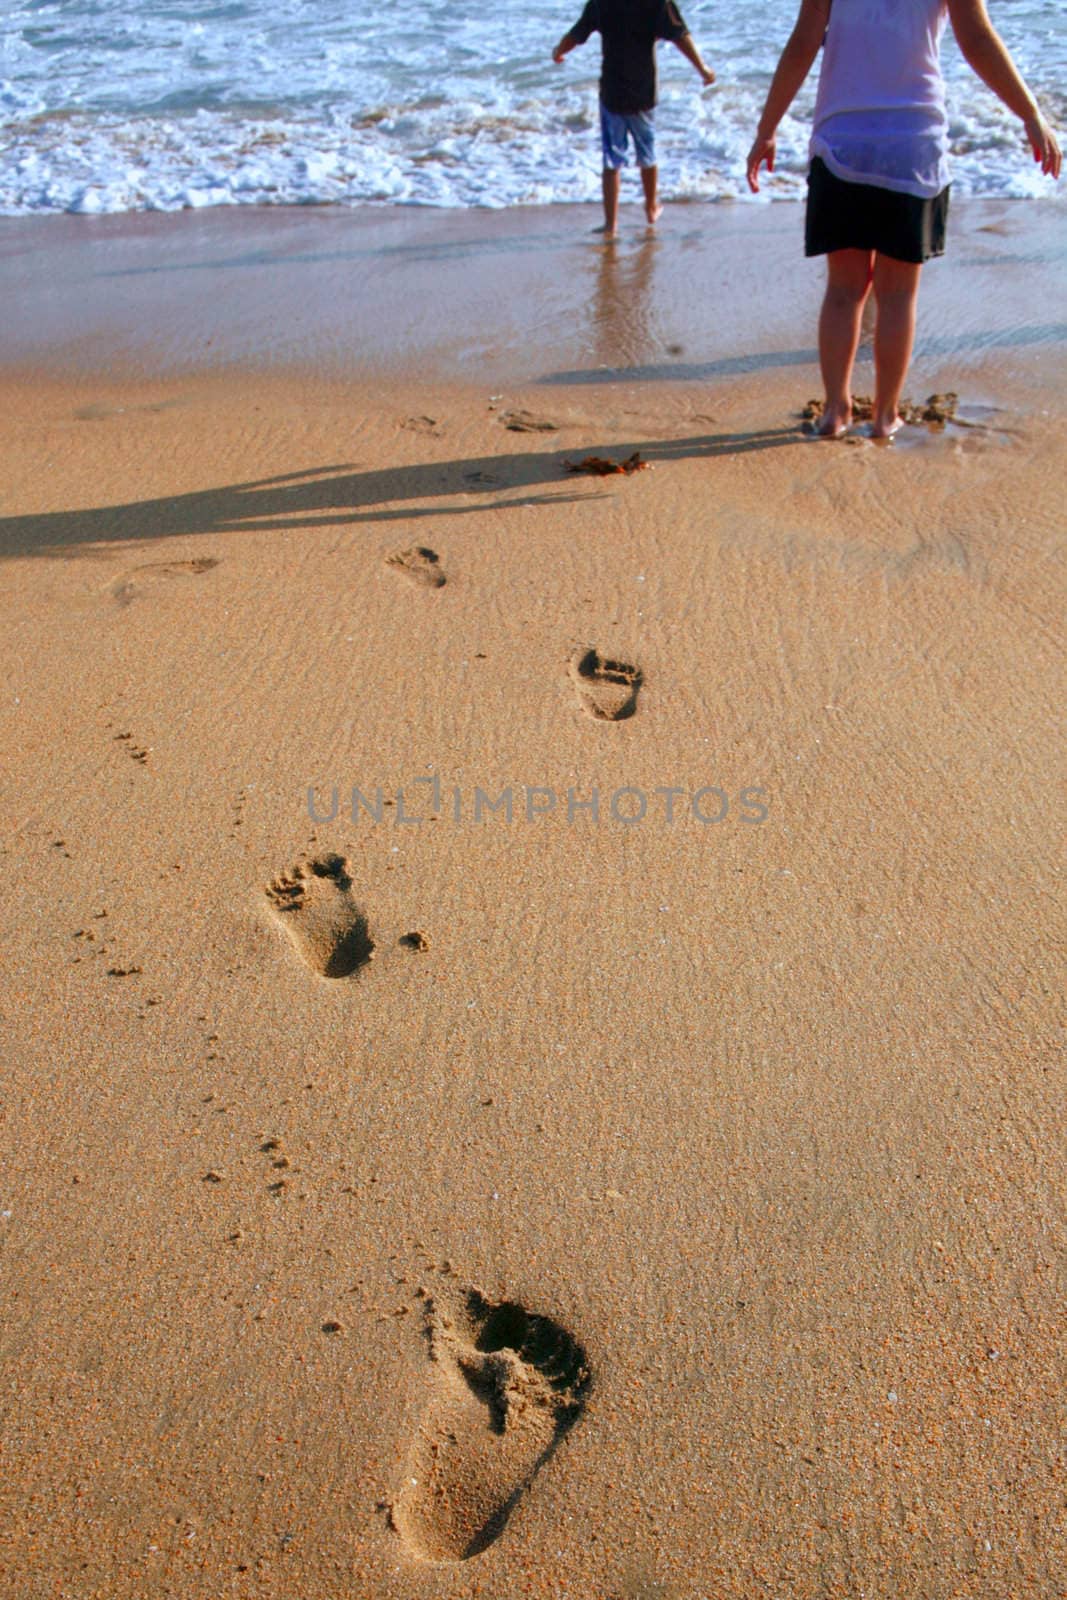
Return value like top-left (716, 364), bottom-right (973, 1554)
top-left (569, 647), bottom-right (642, 722)
top-left (500, 409), bottom-right (559, 433)
top-left (110, 556), bottom-right (219, 606)
top-left (400, 415), bottom-right (442, 437)
top-left (264, 854), bottom-right (374, 978)
top-left (393, 1289), bottom-right (590, 1562)
top-left (387, 545), bottom-right (446, 589)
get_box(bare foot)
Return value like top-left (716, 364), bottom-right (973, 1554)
top-left (645, 204), bottom-right (663, 227)
top-left (592, 223), bottom-right (617, 238)
top-left (811, 404), bottom-right (851, 439)
top-left (869, 412), bottom-right (903, 440)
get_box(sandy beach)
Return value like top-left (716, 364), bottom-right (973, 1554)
top-left (1, 198), bottom-right (1064, 1599)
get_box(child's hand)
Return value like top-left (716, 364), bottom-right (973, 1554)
top-left (746, 133), bottom-right (776, 193)
top-left (1023, 110), bottom-right (1062, 177)
top-left (553, 47), bottom-right (566, 64)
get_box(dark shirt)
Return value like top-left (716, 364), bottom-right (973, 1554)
top-left (570, 0), bottom-right (689, 115)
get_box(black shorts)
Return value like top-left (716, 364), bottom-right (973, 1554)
top-left (805, 156), bottom-right (949, 265)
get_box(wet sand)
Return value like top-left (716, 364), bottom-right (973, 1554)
top-left (0, 198), bottom-right (1064, 1599)
top-left (1, 196), bottom-right (1066, 387)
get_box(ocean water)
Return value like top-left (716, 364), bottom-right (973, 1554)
top-left (1, 0), bottom-right (1064, 215)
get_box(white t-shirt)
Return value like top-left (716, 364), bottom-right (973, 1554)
top-left (810, 0), bottom-right (950, 199)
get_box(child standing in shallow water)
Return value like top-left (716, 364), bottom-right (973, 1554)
top-left (748, 0), bottom-right (1061, 438)
top-left (553, 0), bottom-right (716, 237)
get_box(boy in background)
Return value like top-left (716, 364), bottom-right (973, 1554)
top-left (554, 1), bottom-right (716, 236)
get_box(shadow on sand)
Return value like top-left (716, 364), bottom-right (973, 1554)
top-left (538, 320), bottom-right (1067, 386)
top-left (0, 426), bottom-right (802, 562)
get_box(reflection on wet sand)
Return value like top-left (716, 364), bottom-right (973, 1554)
top-left (590, 237), bottom-right (660, 369)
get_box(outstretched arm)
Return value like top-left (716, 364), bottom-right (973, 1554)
top-left (673, 33), bottom-right (716, 87)
top-left (948, 0), bottom-right (1061, 175)
top-left (746, 0), bottom-right (831, 192)
top-left (554, 5), bottom-right (596, 66)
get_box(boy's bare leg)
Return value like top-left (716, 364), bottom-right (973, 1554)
top-left (870, 254), bottom-right (922, 438)
top-left (641, 165), bottom-right (662, 226)
top-left (598, 169), bottom-right (621, 236)
top-left (817, 249), bottom-right (874, 436)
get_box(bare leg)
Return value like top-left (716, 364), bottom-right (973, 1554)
top-left (598, 169), bottom-right (621, 237)
top-left (871, 254), bottom-right (922, 438)
top-left (641, 165), bottom-right (662, 226)
top-left (817, 249), bottom-right (874, 437)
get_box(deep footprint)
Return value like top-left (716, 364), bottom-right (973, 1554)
top-left (393, 1289), bottom-right (590, 1562)
top-left (264, 855), bottom-right (374, 978)
top-left (387, 545), bottom-right (446, 588)
top-left (569, 647), bottom-right (643, 722)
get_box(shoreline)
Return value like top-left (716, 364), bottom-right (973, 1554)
top-left (1, 196), bottom-right (1065, 393)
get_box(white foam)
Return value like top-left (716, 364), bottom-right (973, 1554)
top-left (0, 0), bottom-right (1063, 215)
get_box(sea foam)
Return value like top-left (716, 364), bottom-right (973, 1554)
top-left (1, 0), bottom-right (1063, 215)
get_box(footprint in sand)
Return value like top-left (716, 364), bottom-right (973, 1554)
top-left (392, 1289), bottom-right (590, 1562)
top-left (400, 415), bottom-right (443, 437)
top-left (499, 409), bottom-right (559, 433)
top-left (75, 397), bottom-right (186, 422)
top-left (569, 647), bottom-right (643, 722)
top-left (386, 545), bottom-right (446, 589)
top-left (110, 556), bottom-right (219, 606)
top-left (264, 855), bottom-right (374, 978)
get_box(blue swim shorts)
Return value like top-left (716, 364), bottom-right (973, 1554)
top-left (599, 103), bottom-right (656, 170)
